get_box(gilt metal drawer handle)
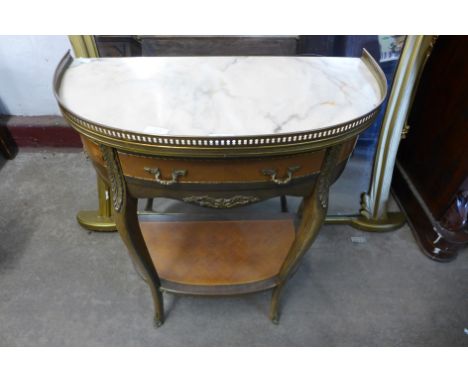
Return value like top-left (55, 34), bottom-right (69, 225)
top-left (262, 165), bottom-right (301, 185)
top-left (144, 167), bottom-right (187, 186)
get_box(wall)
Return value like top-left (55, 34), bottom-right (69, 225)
top-left (0, 35), bottom-right (72, 116)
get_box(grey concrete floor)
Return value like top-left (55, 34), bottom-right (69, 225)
top-left (0, 149), bottom-right (467, 346)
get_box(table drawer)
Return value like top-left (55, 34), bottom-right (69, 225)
top-left (117, 140), bottom-right (355, 185)
top-left (81, 136), bottom-right (355, 186)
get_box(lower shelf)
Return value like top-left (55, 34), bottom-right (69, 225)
top-left (139, 213), bottom-right (296, 295)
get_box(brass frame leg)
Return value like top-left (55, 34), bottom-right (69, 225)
top-left (324, 212), bottom-right (406, 232)
top-left (270, 145), bottom-right (341, 324)
top-left (101, 145), bottom-right (165, 326)
top-left (76, 175), bottom-right (117, 232)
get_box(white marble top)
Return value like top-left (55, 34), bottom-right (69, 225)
top-left (59, 56), bottom-right (383, 137)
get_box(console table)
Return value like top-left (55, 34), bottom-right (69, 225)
top-left (54, 51), bottom-right (386, 326)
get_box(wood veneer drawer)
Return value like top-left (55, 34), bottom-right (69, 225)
top-left (81, 135), bottom-right (356, 185)
top-left (117, 151), bottom-right (330, 185)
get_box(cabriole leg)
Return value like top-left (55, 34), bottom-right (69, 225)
top-left (100, 145), bottom-right (165, 327)
top-left (270, 145), bottom-right (342, 324)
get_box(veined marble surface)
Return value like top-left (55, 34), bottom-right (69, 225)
top-left (59, 56), bottom-right (383, 137)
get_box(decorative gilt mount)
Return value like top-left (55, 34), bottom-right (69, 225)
top-left (100, 144), bottom-right (124, 212)
top-left (144, 167), bottom-right (187, 186)
top-left (317, 146), bottom-right (341, 209)
top-left (262, 165), bottom-right (301, 185)
top-left (182, 195), bottom-right (260, 209)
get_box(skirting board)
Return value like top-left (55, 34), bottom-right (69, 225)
top-left (0, 115), bottom-right (82, 147)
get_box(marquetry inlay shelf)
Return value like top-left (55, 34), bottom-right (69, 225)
top-left (139, 213), bottom-right (296, 295)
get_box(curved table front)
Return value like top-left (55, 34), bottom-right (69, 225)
top-left (54, 50), bottom-right (386, 326)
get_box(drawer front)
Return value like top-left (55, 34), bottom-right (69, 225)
top-left (117, 138), bottom-right (355, 185)
top-left (118, 152), bottom-right (324, 185)
top-left (80, 135), bottom-right (356, 186)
